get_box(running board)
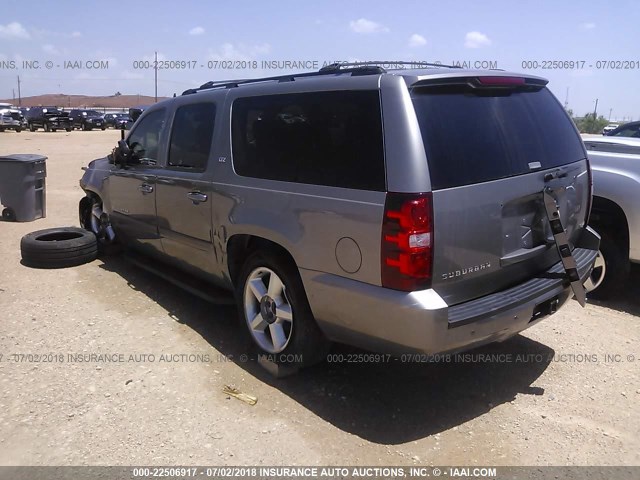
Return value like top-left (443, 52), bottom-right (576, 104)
top-left (123, 251), bottom-right (235, 305)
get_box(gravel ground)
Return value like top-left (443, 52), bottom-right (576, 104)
top-left (0, 130), bottom-right (638, 466)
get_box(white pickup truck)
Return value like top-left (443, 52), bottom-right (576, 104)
top-left (582, 135), bottom-right (640, 298)
top-left (0, 103), bottom-right (24, 133)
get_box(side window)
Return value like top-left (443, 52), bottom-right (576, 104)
top-left (127, 109), bottom-right (166, 164)
top-left (231, 91), bottom-right (385, 191)
top-left (168, 103), bottom-right (216, 170)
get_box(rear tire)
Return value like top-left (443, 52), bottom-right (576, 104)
top-left (29, 123), bottom-right (36, 132)
top-left (44, 123), bottom-right (51, 132)
top-left (21, 227), bottom-right (98, 269)
top-left (235, 250), bottom-right (329, 368)
top-left (585, 232), bottom-right (628, 300)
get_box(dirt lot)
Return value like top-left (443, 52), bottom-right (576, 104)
top-left (0, 130), bottom-right (639, 466)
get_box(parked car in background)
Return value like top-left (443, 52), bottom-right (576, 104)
top-left (582, 135), bottom-right (640, 298)
top-left (602, 123), bottom-right (619, 135)
top-left (0, 103), bottom-right (23, 132)
top-left (103, 113), bottom-right (120, 128)
top-left (604, 121), bottom-right (640, 138)
top-left (113, 113), bottom-right (133, 130)
top-left (25, 106), bottom-right (72, 132)
top-left (78, 64), bottom-right (598, 369)
top-left (128, 106), bottom-right (148, 122)
top-left (68, 109), bottom-right (106, 131)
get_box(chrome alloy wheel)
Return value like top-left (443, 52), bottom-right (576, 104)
top-left (584, 250), bottom-right (606, 293)
top-left (243, 267), bottom-right (293, 353)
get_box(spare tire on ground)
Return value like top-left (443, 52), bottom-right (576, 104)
top-left (21, 227), bottom-right (98, 269)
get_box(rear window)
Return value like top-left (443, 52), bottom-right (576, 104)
top-left (411, 86), bottom-right (585, 190)
top-left (231, 90), bottom-right (385, 191)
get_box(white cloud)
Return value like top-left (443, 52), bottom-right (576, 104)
top-left (208, 43), bottom-right (271, 61)
top-left (189, 26), bottom-right (205, 36)
top-left (349, 18), bottom-right (389, 34)
top-left (464, 31), bottom-right (492, 48)
top-left (0, 22), bottom-right (30, 40)
top-left (42, 44), bottom-right (61, 55)
top-left (408, 34), bottom-right (427, 47)
top-left (580, 22), bottom-right (596, 30)
top-left (71, 31), bottom-right (82, 37)
top-left (120, 70), bottom-right (144, 80)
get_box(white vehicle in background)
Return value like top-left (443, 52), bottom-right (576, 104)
top-left (602, 123), bottom-right (619, 135)
top-left (582, 135), bottom-right (640, 298)
top-left (0, 103), bottom-right (23, 133)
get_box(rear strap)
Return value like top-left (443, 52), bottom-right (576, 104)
top-left (543, 188), bottom-right (587, 307)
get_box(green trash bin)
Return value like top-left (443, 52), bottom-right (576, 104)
top-left (0, 154), bottom-right (47, 222)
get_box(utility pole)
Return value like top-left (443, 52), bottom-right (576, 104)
top-left (154, 51), bottom-right (158, 103)
top-left (12, 89), bottom-right (15, 101)
top-left (17, 75), bottom-right (22, 106)
top-left (593, 98), bottom-right (598, 119)
top-left (564, 87), bottom-right (569, 109)
top-left (609, 108), bottom-right (612, 121)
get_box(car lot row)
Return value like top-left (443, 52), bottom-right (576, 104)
top-left (0, 103), bottom-right (133, 133)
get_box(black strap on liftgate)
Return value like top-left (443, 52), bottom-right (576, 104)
top-left (543, 188), bottom-right (587, 307)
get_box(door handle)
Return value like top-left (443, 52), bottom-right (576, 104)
top-left (138, 183), bottom-right (154, 194)
top-left (187, 191), bottom-right (208, 204)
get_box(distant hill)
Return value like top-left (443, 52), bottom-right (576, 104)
top-left (0, 94), bottom-right (170, 109)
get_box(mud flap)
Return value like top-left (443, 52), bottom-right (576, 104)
top-left (542, 188), bottom-right (587, 306)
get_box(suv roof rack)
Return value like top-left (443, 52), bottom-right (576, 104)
top-left (320, 61), bottom-right (462, 71)
top-left (182, 61), bottom-right (462, 96)
top-left (181, 65), bottom-right (387, 95)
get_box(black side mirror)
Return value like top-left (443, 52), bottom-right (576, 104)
top-left (116, 139), bottom-right (131, 168)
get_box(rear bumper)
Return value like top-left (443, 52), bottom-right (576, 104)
top-left (301, 233), bottom-right (599, 355)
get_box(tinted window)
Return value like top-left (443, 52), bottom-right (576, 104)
top-left (411, 86), bottom-right (586, 190)
top-left (168, 103), bottom-right (216, 170)
top-left (232, 91), bottom-right (385, 191)
top-left (127, 109), bottom-right (165, 163)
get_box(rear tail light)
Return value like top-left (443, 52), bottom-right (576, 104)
top-left (381, 192), bottom-right (433, 291)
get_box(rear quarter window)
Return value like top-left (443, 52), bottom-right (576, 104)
top-left (231, 90), bottom-right (385, 191)
top-left (411, 86), bottom-right (586, 190)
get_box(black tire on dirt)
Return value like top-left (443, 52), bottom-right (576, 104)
top-left (44, 123), bottom-right (51, 132)
top-left (65, 127), bottom-right (72, 132)
top-left (235, 250), bottom-right (330, 368)
top-left (587, 232), bottom-right (629, 300)
top-left (21, 227), bottom-right (98, 269)
top-left (29, 123), bottom-right (36, 132)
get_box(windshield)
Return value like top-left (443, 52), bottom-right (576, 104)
top-left (411, 85), bottom-right (586, 190)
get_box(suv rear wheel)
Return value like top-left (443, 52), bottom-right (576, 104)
top-left (585, 232), bottom-right (628, 300)
top-left (235, 251), bottom-right (329, 367)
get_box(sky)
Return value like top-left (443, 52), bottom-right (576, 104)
top-left (0, 0), bottom-right (638, 121)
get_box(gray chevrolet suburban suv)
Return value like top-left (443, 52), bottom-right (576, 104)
top-left (79, 63), bottom-right (599, 367)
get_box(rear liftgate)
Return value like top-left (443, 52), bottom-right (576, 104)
top-left (543, 188), bottom-right (587, 307)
